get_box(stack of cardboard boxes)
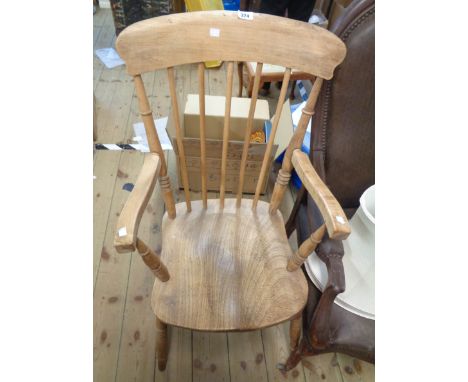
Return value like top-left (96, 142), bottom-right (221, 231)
top-left (172, 94), bottom-right (275, 194)
top-left (168, 93), bottom-right (299, 195)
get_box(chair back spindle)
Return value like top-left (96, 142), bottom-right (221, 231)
top-left (198, 63), bottom-right (208, 209)
top-left (134, 75), bottom-right (168, 168)
top-left (133, 74), bottom-right (176, 218)
top-left (198, 62), bottom-right (208, 209)
top-left (219, 61), bottom-right (234, 209)
top-left (236, 62), bottom-right (263, 207)
top-left (252, 68), bottom-right (291, 208)
top-left (269, 78), bottom-right (323, 214)
top-left (167, 67), bottom-right (192, 212)
top-left (282, 77), bottom-right (323, 173)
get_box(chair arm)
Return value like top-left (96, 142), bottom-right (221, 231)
top-left (114, 153), bottom-right (161, 253)
top-left (309, 238), bottom-right (345, 349)
top-left (291, 149), bottom-right (351, 240)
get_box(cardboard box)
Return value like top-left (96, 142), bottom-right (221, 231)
top-left (173, 137), bottom-right (278, 194)
top-left (183, 94), bottom-right (270, 141)
top-left (173, 94), bottom-right (277, 194)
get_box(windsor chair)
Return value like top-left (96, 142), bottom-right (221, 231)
top-left (113, 11), bottom-right (349, 371)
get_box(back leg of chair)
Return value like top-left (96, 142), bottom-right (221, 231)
top-left (289, 311), bottom-right (302, 351)
top-left (155, 317), bottom-right (168, 371)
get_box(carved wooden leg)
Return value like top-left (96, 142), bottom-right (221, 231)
top-left (237, 62), bottom-right (244, 97)
top-left (155, 317), bottom-right (168, 371)
top-left (287, 225), bottom-right (326, 272)
top-left (136, 239), bottom-right (170, 282)
top-left (285, 340), bottom-right (305, 371)
top-left (289, 312), bottom-right (302, 351)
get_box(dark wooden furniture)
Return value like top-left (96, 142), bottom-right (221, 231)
top-left (284, 0), bottom-right (375, 368)
top-left (240, 0), bottom-right (261, 12)
top-left (109, 0), bottom-right (173, 36)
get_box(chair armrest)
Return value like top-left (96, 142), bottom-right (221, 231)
top-left (291, 149), bottom-right (351, 240)
top-left (309, 238), bottom-right (345, 349)
top-left (114, 153), bottom-right (161, 253)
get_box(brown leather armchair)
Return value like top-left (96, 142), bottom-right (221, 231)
top-left (285, 0), bottom-right (375, 368)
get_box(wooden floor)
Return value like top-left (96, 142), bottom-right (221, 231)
top-left (93, 8), bottom-right (375, 382)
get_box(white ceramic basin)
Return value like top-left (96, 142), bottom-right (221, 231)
top-left (305, 185), bottom-right (375, 320)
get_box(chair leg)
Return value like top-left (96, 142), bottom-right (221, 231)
top-left (155, 317), bottom-right (168, 371)
top-left (285, 340), bottom-right (305, 371)
top-left (237, 62), bottom-right (244, 97)
top-left (289, 312), bottom-right (302, 351)
top-left (283, 313), bottom-right (303, 371)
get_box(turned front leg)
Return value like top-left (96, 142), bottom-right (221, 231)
top-left (136, 238), bottom-right (170, 282)
top-left (155, 317), bottom-right (168, 371)
top-left (287, 224), bottom-right (326, 271)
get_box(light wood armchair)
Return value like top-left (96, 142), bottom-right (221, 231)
top-left (112, 11), bottom-right (349, 371)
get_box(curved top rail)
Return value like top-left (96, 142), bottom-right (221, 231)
top-left (116, 11), bottom-right (346, 79)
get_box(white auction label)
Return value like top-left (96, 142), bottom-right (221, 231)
top-left (238, 11), bottom-right (253, 20)
top-left (118, 227), bottom-right (128, 237)
top-left (209, 28), bottom-right (220, 37)
top-left (335, 216), bottom-right (346, 224)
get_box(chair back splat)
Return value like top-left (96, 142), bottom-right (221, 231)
top-left (116, 11), bottom-right (346, 213)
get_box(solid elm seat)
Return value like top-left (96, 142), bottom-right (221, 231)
top-left (152, 198), bottom-right (308, 331)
